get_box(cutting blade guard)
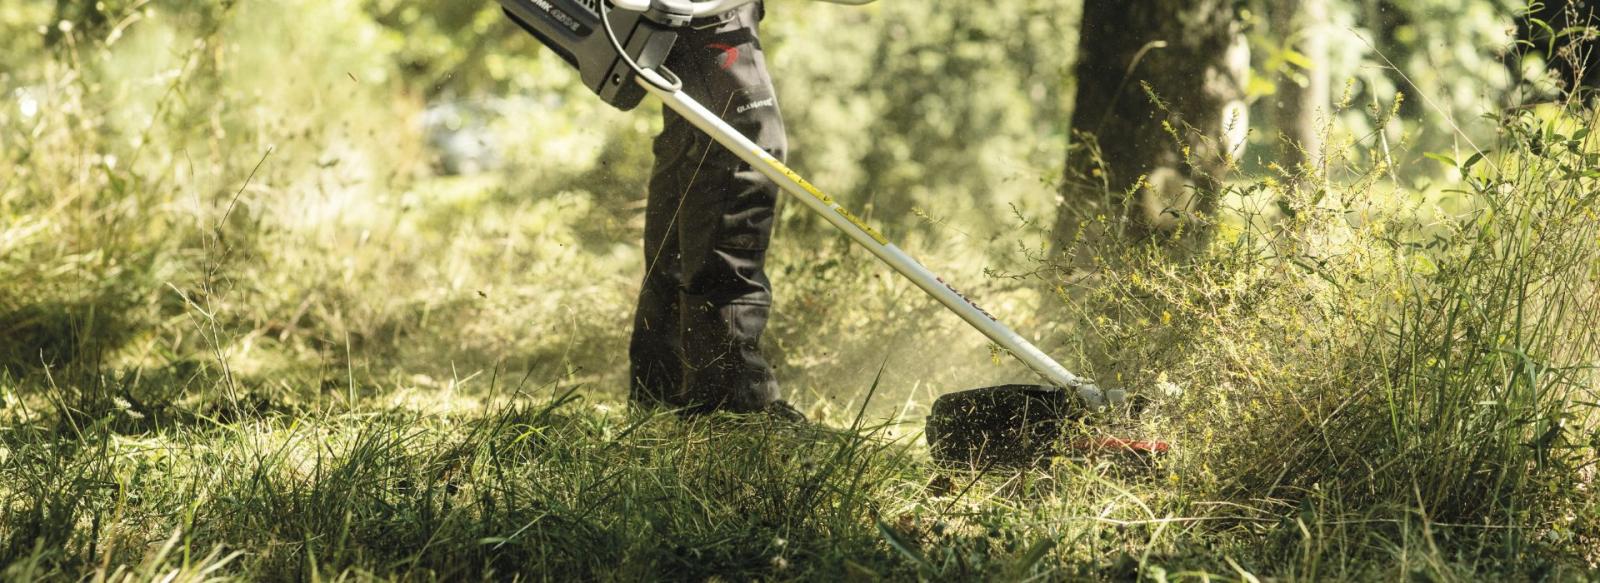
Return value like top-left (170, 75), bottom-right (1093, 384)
top-left (497, 0), bottom-right (691, 110)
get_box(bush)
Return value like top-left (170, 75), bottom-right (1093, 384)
top-left (1045, 92), bottom-right (1599, 569)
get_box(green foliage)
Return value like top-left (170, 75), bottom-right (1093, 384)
top-left (1237, 0), bottom-right (1529, 180)
top-left (766, 1), bottom-right (1079, 233)
top-left (1047, 87), bottom-right (1599, 574)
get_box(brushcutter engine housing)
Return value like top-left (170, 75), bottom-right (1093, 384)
top-left (498, 0), bottom-right (692, 110)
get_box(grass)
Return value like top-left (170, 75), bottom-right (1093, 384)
top-left (0, 383), bottom-right (1174, 581)
top-left (4, 0), bottom-right (1600, 580)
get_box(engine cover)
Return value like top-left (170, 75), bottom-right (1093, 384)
top-left (498, 0), bottom-right (689, 110)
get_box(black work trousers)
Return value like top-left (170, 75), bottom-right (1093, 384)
top-left (629, 2), bottom-right (787, 413)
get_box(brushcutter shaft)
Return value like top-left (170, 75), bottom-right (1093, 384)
top-left (637, 70), bottom-right (1123, 409)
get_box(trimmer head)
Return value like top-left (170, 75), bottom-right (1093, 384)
top-left (926, 385), bottom-right (1168, 467)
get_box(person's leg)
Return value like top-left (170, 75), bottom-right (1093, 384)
top-left (634, 1), bottom-right (787, 413)
top-left (628, 122), bottom-right (689, 405)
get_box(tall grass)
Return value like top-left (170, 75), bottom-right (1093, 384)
top-left (1047, 89), bottom-right (1600, 575)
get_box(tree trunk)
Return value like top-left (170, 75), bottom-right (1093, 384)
top-left (1271, 0), bottom-right (1330, 173)
top-left (1054, 0), bottom-right (1248, 257)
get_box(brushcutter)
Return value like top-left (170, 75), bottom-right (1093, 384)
top-left (496, 0), bottom-right (1168, 465)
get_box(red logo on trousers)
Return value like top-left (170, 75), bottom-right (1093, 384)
top-left (707, 43), bottom-right (739, 70)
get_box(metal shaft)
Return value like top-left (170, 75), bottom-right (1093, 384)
top-left (637, 72), bottom-right (1120, 408)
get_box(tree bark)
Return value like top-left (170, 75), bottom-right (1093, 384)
top-left (1054, 0), bottom-right (1249, 257)
top-left (1270, 0), bottom-right (1330, 173)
